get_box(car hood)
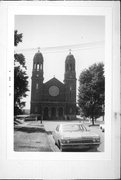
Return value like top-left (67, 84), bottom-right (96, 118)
top-left (62, 131), bottom-right (99, 139)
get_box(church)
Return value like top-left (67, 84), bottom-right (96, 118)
top-left (30, 50), bottom-right (77, 120)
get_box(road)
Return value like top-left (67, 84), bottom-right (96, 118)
top-left (43, 120), bottom-right (104, 152)
top-left (14, 120), bottom-right (104, 152)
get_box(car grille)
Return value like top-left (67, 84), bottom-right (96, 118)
top-left (69, 139), bottom-right (94, 143)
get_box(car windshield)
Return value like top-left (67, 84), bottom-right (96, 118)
top-left (62, 124), bottom-right (87, 132)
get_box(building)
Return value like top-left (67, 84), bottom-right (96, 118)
top-left (30, 50), bottom-right (76, 120)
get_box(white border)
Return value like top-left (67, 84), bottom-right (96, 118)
top-left (7, 3), bottom-right (111, 161)
top-left (0, 1), bottom-right (119, 179)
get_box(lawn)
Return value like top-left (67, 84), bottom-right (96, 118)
top-left (14, 122), bottom-right (52, 152)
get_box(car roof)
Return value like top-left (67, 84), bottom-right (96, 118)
top-left (59, 123), bottom-right (84, 127)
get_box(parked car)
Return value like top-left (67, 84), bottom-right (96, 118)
top-left (53, 123), bottom-right (100, 151)
top-left (100, 124), bottom-right (105, 132)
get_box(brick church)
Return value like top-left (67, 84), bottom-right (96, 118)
top-left (30, 50), bottom-right (76, 120)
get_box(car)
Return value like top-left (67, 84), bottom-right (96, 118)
top-left (52, 123), bottom-right (101, 151)
top-left (100, 124), bottom-right (105, 132)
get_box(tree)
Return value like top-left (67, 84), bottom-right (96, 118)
top-left (78, 63), bottom-right (105, 125)
top-left (14, 30), bottom-right (29, 115)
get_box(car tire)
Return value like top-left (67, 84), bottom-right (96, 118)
top-left (55, 141), bottom-right (57, 146)
top-left (58, 141), bottom-right (63, 152)
top-left (90, 146), bottom-right (98, 151)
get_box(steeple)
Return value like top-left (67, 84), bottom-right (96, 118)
top-left (33, 49), bottom-right (43, 71)
top-left (65, 50), bottom-right (76, 76)
top-left (64, 51), bottom-right (76, 103)
top-left (30, 50), bottom-right (44, 113)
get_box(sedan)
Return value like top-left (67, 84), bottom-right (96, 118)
top-left (53, 123), bottom-right (100, 151)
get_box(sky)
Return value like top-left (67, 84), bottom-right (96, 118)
top-left (15, 15), bottom-right (105, 110)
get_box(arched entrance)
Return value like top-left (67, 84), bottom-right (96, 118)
top-left (58, 107), bottom-right (63, 117)
top-left (51, 107), bottom-right (56, 119)
top-left (58, 107), bottom-right (64, 120)
top-left (43, 107), bottom-right (49, 120)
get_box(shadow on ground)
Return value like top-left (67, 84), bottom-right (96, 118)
top-left (46, 130), bottom-right (52, 135)
top-left (14, 126), bottom-right (45, 133)
top-left (62, 148), bottom-right (100, 152)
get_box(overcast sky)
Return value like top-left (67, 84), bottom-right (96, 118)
top-left (15, 15), bottom-right (105, 110)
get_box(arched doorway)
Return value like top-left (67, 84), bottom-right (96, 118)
top-left (43, 107), bottom-right (49, 120)
top-left (58, 107), bottom-right (63, 117)
top-left (51, 107), bottom-right (56, 119)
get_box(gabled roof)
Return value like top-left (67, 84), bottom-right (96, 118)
top-left (44, 77), bottom-right (64, 86)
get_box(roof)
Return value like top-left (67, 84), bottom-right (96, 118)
top-left (33, 51), bottom-right (43, 63)
top-left (44, 77), bottom-right (64, 86)
top-left (65, 53), bottom-right (75, 63)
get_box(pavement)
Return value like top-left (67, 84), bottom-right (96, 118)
top-left (14, 120), bottom-right (104, 152)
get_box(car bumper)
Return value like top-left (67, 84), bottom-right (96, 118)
top-left (61, 142), bottom-right (100, 150)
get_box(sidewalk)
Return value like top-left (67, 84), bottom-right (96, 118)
top-left (14, 121), bottom-right (52, 152)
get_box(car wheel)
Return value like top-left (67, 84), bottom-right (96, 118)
top-left (90, 146), bottom-right (98, 151)
top-left (55, 141), bottom-right (57, 146)
top-left (58, 141), bottom-right (63, 152)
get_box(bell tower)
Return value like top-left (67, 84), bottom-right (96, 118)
top-left (64, 50), bottom-right (76, 119)
top-left (30, 49), bottom-right (44, 114)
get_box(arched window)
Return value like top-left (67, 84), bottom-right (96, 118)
top-left (70, 64), bottom-right (72, 71)
top-left (36, 83), bottom-right (39, 90)
top-left (34, 63), bottom-right (36, 70)
top-left (37, 63), bottom-right (39, 71)
top-left (40, 64), bottom-right (42, 70)
top-left (66, 64), bottom-right (68, 71)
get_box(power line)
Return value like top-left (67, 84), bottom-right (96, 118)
top-left (14, 41), bottom-right (104, 54)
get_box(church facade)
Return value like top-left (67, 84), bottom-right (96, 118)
top-left (30, 50), bottom-right (76, 120)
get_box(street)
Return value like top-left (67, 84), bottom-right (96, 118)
top-left (14, 120), bottom-right (104, 152)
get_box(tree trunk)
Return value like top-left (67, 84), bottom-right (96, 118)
top-left (92, 117), bottom-right (95, 125)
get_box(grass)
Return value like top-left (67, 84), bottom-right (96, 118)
top-left (14, 122), bottom-right (52, 152)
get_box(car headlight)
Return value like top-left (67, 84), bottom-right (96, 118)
top-left (61, 139), bottom-right (70, 144)
top-left (61, 139), bottom-right (67, 143)
top-left (93, 139), bottom-right (96, 142)
top-left (67, 140), bottom-right (70, 143)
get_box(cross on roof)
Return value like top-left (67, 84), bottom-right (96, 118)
top-left (38, 47), bottom-right (40, 52)
top-left (69, 49), bottom-right (72, 54)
